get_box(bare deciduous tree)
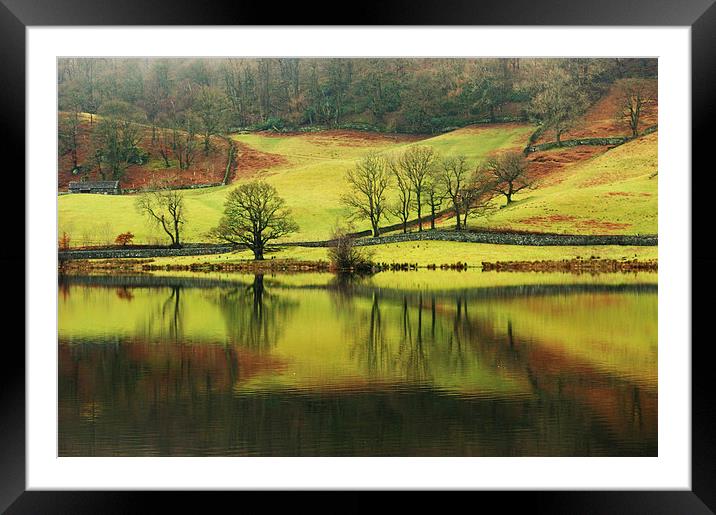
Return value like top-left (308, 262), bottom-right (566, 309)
top-left (530, 68), bottom-right (589, 146)
top-left (92, 117), bottom-right (143, 180)
top-left (616, 79), bottom-right (657, 138)
top-left (425, 168), bottom-right (445, 230)
top-left (135, 183), bottom-right (187, 248)
top-left (398, 146), bottom-right (438, 231)
top-left (59, 111), bottom-right (82, 172)
top-left (460, 169), bottom-right (496, 228)
top-left (387, 156), bottom-right (412, 234)
top-left (483, 151), bottom-right (532, 206)
top-left (172, 114), bottom-right (200, 171)
top-left (439, 155), bottom-right (471, 230)
top-left (194, 85), bottom-right (231, 154)
top-left (210, 181), bottom-right (298, 260)
top-left (342, 152), bottom-right (391, 237)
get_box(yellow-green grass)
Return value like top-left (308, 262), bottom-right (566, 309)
top-left (144, 240), bottom-right (658, 268)
top-left (58, 124), bottom-right (656, 255)
top-left (59, 124), bottom-right (535, 245)
top-left (463, 132), bottom-right (658, 235)
top-left (59, 271), bottom-right (655, 394)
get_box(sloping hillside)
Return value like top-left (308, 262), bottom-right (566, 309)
top-left (58, 124), bottom-right (535, 246)
top-left (479, 132), bottom-right (657, 235)
top-left (535, 78), bottom-right (658, 144)
top-left (58, 113), bottom-right (281, 191)
top-left (58, 98), bottom-right (657, 249)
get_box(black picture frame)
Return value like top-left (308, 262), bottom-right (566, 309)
top-left (2, 1), bottom-right (713, 512)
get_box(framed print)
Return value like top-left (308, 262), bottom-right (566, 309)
top-left (2, 0), bottom-right (714, 512)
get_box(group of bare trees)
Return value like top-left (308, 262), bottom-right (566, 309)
top-left (342, 145), bottom-right (533, 237)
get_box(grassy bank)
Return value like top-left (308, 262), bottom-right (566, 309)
top-left (89, 240), bottom-right (657, 269)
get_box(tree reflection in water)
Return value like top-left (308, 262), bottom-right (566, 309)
top-left (215, 274), bottom-right (297, 352)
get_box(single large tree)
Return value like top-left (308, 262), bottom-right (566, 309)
top-left (398, 145), bottom-right (437, 231)
top-left (342, 152), bottom-right (391, 237)
top-left (439, 155), bottom-right (472, 230)
top-left (616, 78), bottom-right (656, 138)
top-left (483, 151), bottom-right (532, 206)
top-left (210, 181), bottom-right (298, 260)
top-left (135, 185), bottom-right (187, 248)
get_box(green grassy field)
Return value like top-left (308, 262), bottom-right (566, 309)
top-left (58, 122), bottom-right (657, 255)
top-left (470, 132), bottom-right (658, 235)
top-left (58, 124), bottom-right (535, 244)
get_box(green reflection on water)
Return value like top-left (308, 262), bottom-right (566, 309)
top-left (58, 271), bottom-right (657, 457)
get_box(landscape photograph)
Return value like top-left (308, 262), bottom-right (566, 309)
top-left (57, 57), bottom-right (658, 457)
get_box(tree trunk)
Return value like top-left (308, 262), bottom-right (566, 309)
top-left (253, 234), bottom-right (264, 260)
top-left (430, 205), bottom-right (436, 230)
top-left (174, 221), bottom-right (181, 248)
top-left (416, 196), bottom-right (423, 232)
top-left (453, 201), bottom-right (461, 230)
top-left (556, 130), bottom-right (563, 147)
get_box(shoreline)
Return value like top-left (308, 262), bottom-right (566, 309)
top-left (59, 256), bottom-right (658, 275)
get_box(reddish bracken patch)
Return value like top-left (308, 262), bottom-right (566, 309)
top-left (233, 141), bottom-right (288, 176)
top-left (526, 146), bottom-right (611, 186)
top-left (57, 116), bottom-right (290, 191)
top-left (603, 191), bottom-right (653, 198)
top-left (58, 118), bottom-right (235, 191)
top-left (535, 79), bottom-right (658, 144)
top-left (518, 215), bottom-right (631, 233)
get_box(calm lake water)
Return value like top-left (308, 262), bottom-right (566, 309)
top-left (58, 271), bottom-right (657, 456)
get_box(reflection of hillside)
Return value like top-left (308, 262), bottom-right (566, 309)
top-left (59, 275), bottom-right (657, 457)
top-left (58, 336), bottom-right (290, 455)
top-left (335, 287), bottom-right (656, 451)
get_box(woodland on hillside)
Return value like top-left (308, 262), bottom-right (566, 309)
top-left (58, 57), bottom-right (657, 135)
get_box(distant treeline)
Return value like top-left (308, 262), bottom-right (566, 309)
top-left (58, 57), bottom-right (657, 134)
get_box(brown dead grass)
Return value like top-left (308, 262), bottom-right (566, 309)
top-left (57, 115), bottom-right (291, 191)
top-left (526, 146), bottom-right (611, 186)
top-left (517, 215), bottom-right (631, 232)
top-left (261, 129), bottom-right (426, 146)
top-left (58, 117), bottom-right (235, 190)
top-left (535, 79), bottom-right (658, 144)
